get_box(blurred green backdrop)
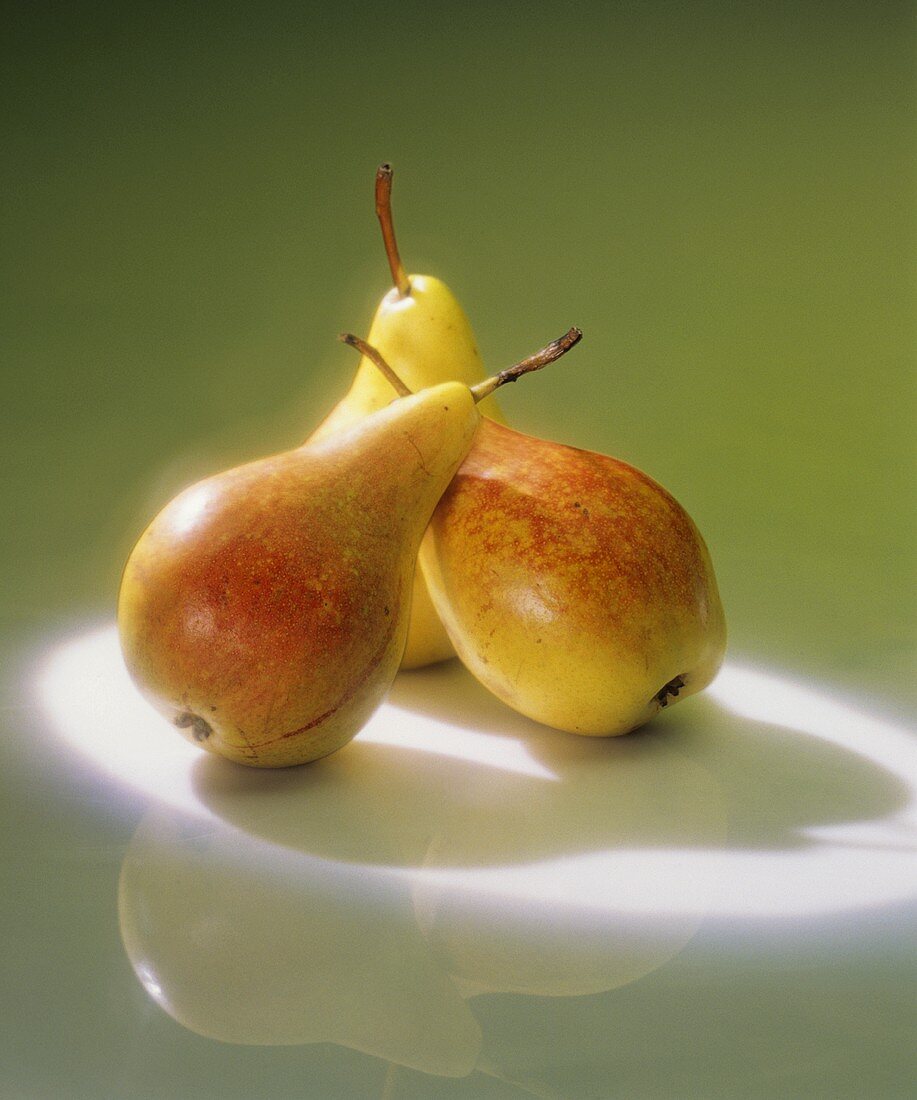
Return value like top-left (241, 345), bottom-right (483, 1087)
top-left (2, 0), bottom-right (914, 710)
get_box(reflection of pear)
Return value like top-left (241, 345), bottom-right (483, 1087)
top-left (410, 741), bottom-right (727, 998)
top-left (309, 166), bottom-right (505, 669)
top-left (118, 810), bottom-right (481, 1076)
top-left (414, 859), bottom-right (707, 1000)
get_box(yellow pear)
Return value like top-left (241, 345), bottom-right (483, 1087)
top-left (309, 166), bottom-right (504, 668)
top-left (419, 422), bottom-right (726, 736)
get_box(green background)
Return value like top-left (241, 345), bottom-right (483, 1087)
top-left (3, 0), bottom-right (914, 703)
top-left (1, 2), bottom-right (915, 1097)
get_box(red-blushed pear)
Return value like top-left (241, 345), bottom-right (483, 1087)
top-left (418, 423), bottom-right (727, 737)
top-left (117, 331), bottom-right (579, 767)
top-left (309, 165), bottom-right (505, 668)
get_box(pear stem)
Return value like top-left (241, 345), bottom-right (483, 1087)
top-left (340, 327), bottom-right (584, 405)
top-left (469, 327), bottom-right (583, 402)
top-left (375, 164), bottom-right (411, 299)
top-left (339, 332), bottom-right (412, 397)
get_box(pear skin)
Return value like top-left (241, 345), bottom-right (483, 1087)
top-left (118, 382), bottom-right (480, 766)
top-left (419, 421), bottom-right (727, 735)
top-left (311, 275), bottom-right (504, 443)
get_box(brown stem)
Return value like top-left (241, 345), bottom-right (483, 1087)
top-left (341, 327), bottom-right (584, 406)
top-left (470, 327), bottom-right (583, 402)
top-left (339, 332), bottom-right (411, 396)
top-left (375, 164), bottom-right (411, 298)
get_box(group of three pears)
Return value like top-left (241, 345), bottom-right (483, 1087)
top-left (118, 166), bottom-right (726, 767)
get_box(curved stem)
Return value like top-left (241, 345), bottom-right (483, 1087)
top-left (470, 327), bottom-right (583, 402)
top-left (341, 327), bottom-right (584, 405)
top-left (375, 164), bottom-right (411, 298)
top-left (339, 332), bottom-right (411, 396)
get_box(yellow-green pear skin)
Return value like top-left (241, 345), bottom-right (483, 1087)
top-left (310, 275), bottom-right (504, 669)
top-left (118, 382), bottom-right (481, 767)
top-left (311, 276), bottom-right (504, 440)
top-left (419, 421), bottom-right (727, 736)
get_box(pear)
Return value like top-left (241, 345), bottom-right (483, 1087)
top-left (118, 333), bottom-right (577, 767)
top-left (118, 366), bottom-right (478, 767)
top-left (310, 165), bottom-right (504, 668)
top-left (418, 422), bottom-right (727, 736)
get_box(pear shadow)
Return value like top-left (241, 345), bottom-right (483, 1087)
top-left (637, 694), bottom-right (912, 851)
top-left (191, 661), bottom-right (910, 870)
top-left (389, 657), bottom-right (553, 738)
top-left (393, 661), bottom-right (912, 849)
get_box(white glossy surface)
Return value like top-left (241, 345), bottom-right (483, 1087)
top-left (26, 622), bottom-right (917, 1096)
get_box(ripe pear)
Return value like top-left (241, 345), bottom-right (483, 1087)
top-left (419, 422), bottom-right (727, 736)
top-left (118, 368), bottom-right (480, 767)
top-left (118, 332), bottom-right (575, 767)
top-left (309, 166), bottom-right (504, 668)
